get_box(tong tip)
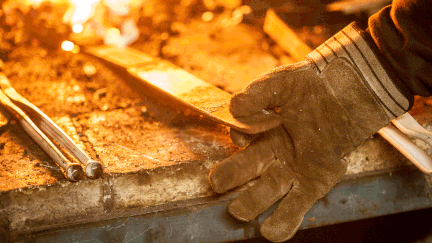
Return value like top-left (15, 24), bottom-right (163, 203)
top-left (85, 160), bottom-right (104, 179)
top-left (66, 164), bottom-right (85, 182)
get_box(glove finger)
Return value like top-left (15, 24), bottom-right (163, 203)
top-left (209, 140), bottom-right (276, 194)
top-left (230, 128), bottom-right (258, 148)
top-left (260, 185), bottom-right (316, 242)
top-left (228, 160), bottom-right (294, 222)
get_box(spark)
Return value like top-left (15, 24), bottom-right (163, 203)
top-left (202, 11), bottom-right (214, 22)
top-left (61, 40), bottom-right (75, 51)
top-left (72, 24), bottom-right (83, 33)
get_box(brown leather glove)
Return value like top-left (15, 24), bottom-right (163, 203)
top-left (209, 23), bottom-right (413, 242)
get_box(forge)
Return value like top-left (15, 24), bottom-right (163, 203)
top-left (1, 0), bottom-right (432, 242)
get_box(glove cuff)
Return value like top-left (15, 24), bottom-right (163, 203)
top-left (306, 22), bottom-right (413, 119)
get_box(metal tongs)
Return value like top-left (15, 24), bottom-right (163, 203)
top-left (379, 113), bottom-right (432, 174)
top-left (0, 73), bottom-right (103, 181)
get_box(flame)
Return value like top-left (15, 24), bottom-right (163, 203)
top-left (63, 0), bottom-right (139, 25)
top-left (64, 0), bottom-right (141, 47)
top-left (62, 0), bottom-right (100, 25)
top-left (24, 0), bottom-right (63, 7)
top-left (21, 0), bottom-right (145, 48)
top-left (104, 0), bottom-right (130, 15)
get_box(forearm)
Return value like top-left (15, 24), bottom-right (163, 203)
top-left (368, 0), bottom-right (432, 97)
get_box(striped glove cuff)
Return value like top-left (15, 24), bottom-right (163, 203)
top-left (306, 22), bottom-right (413, 119)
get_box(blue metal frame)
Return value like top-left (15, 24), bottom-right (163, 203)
top-left (24, 166), bottom-right (432, 243)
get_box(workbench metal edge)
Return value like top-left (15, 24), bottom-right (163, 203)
top-left (4, 165), bottom-right (432, 243)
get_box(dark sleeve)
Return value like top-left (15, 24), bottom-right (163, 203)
top-left (368, 0), bottom-right (432, 97)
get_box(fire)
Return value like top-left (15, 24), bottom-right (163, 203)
top-left (63, 0), bottom-right (100, 25)
top-left (18, 0), bottom-right (248, 49)
top-left (21, 0), bottom-right (142, 48)
top-left (63, 0), bottom-right (142, 24)
top-left (24, 0), bottom-right (63, 7)
top-left (65, 0), bottom-right (141, 47)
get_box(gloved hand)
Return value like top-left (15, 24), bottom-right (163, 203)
top-left (209, 23), bottom-right (412, 242)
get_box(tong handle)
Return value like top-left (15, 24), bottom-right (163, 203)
top-left (392, 113), bottom-right (432, 148)
top-left (0, 90), bottom-right (84, 181)
top-left (379, 113), bottom-right (432, 174)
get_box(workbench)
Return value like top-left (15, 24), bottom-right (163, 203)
top-left (1, 18), bottom-right (432, 243)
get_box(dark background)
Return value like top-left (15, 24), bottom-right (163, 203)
top-left (237, 207), bottom-right (432, 243)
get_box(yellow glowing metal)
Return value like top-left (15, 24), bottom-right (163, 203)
top-left (137, 69), bottom-right (205, 96)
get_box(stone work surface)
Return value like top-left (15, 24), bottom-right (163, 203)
top-left (160, 16), bottom-right (280, 93)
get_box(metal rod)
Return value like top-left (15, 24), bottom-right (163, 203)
top-left (0, 90), bottom-right (84, 181)
top-left (0, 74), bottom-right (103, 178)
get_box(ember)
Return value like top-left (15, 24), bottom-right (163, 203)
top-left (72, 23), bottom-right (83, 33)
top-left (61, 40), bottom-right (74, 51)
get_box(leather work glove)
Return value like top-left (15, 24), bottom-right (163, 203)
top-left (209, 23), bottom-right (413, 242)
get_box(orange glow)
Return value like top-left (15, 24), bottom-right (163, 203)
top-left (202, 11), bottom-right (214, 22)
top-left (62, 0), bottom-right (139, 24)
top-left (104, 0), bottom-right (130, 15)
top-left (107, 27), bottom-right (121, 37)
top-left (71, 45), bottom-right (80, 53)
top-left (24, 0), bottom-right (62, 7)
top-left (23, 0), bottom-right (142, 47)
